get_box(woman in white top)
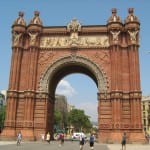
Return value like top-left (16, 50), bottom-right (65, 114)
top-left (46, 132), bottom-right (50, 144)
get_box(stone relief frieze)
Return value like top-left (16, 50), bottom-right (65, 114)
top-left (40, 35), bottom-right (109, 48)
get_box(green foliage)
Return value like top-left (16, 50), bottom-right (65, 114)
top-left (68, 108), bottom-right (92, 132)
top-left (54, 109), bottom-right (62, 126)
top-left (54, 109), bottom-right (68, 131)
top-left (0, 105), bottom-right (6, 131)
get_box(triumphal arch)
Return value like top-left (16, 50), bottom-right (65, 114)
top-left (1, 8), bottom-right (145, 143)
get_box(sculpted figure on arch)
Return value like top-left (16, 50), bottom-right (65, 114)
top-left (12, 32), bottom-right (22, 46)
top-left (128, 30), bottom-right (139, 42)
top-left (28, 32), bottom-right (38, 46)
top-left (110, 30), bottom-right (120, 42)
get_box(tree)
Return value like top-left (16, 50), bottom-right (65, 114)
top-left (54, 109), bottom-right (62, 131)
top-left (0, 105), bottom-right (6, 132)
top-left (68, 108), bottom-right (92, 132)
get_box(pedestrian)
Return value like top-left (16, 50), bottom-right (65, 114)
top-left (148, 133), bottom-right (150, 144)
top-left (41, 133), bottom-right (45, 141)
top-left (145, 132), bottom-right (150, 144)
top-left (16, 131), bottom-right (22, 146)
top-left (79, 134), bottom-right (85, 150)
top-left (59, 133), bottom-right (64, 147)
top-left (121, 132), bottom-right (126, 150)
top-left (89, 133), bottom-right (95, 150)
top-left (46, 132), bottom-right (50, 144)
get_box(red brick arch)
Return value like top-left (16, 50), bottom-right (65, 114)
top-left (1, 9), bottom-right (145, 143)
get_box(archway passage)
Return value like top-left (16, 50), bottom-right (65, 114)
top-left (1, 9), bottom-right (145, 143)
top-left (55, 73), bottom-right (98, 123)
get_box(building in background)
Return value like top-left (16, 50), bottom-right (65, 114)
top-left (55, 94), bottom-right (68, 130)
top-left (55, 94), bottom-right (76, 135)
top-left (141, 96), bottom-right (150, 134)
top-left (0, 93), bottom-right (4, 108)
top-left (55, 94), bottom-right (68, 115)
top-left (0, 91), bottom-right (6, 108)
top-left (0, 91), bottom-right (6, 132)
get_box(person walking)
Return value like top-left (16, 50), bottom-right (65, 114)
top-left (59, 133), bottom-right (64, 147)
top-left (46, 132), bottom-right (50, 144)
top-left (41, 133), bottom-right (45, 141)
top-left (16, 131), bottom-right (22, 146)
top-left (79, 134), bottom-right (85, 150)
top-left (89, 133), bottom-right (95, 150)
top-left (121, 132), bottom-right (126, 150)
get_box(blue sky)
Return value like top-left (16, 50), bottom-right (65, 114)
top-left (0, 0), bottom-right (150, 121)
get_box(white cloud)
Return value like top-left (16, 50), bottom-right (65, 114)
top-left (56, 79), bottom-right (77, 97)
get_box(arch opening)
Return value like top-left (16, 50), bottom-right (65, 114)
top-left (55, 73), bottom-right (98, 133)
top-left (39, 55), bottom-right (108, 141)
top-left (47, 62), bottom-right (99, 141)
top-left (49, 63), bottom-right (98, 98)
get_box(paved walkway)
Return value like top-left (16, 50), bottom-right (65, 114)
top-left (107, 143), bottom-right (150, 150)
top-left (0, 140), bottom-right (150, 150)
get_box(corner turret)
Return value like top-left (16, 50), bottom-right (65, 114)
top-left (125, 8), bottom-right (140, 45)
top-left (12, 11), bottom-right (26, 47)
top-left (107, 8), bottom-right (123, 45)
top-left (27, 11), bottom-right (43, 47)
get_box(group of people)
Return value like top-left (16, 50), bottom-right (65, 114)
top-left (79, 133), bottom-right (95, 150)
top-left (44, 131), bottom-right (94, 149)
top-left (79, 132), bottom-right (127, 150)
top-left (42, 132), bottom-right (65, 146)
top-left (15, 131), bottom-right (133, 150)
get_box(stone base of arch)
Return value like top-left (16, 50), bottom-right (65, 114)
top-left (1, 128), bottom-right (36, 141)
top-left (98, 130), bottom-right (145, 143)
top-left (0, 91), bottom-right (54, 141)
top-left (0, 128), bottom-right (16, 140)
top-left (98, 92), bottom-right (146, 143)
